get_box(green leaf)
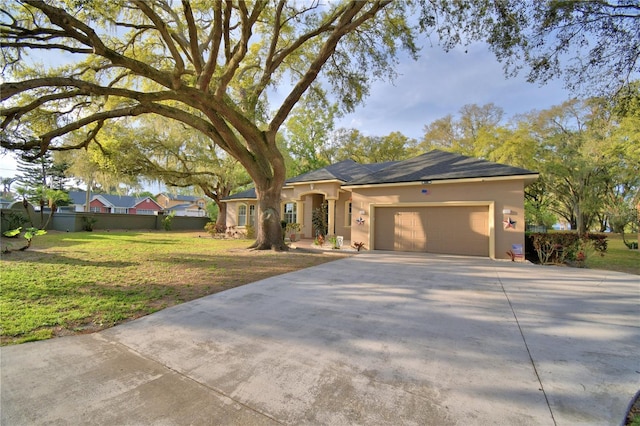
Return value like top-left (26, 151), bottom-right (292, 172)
top-left (3, 227), bottom-right (22, 238)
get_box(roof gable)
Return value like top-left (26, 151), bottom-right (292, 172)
top-left (134, 197), bottom-right (162, 209)
top-left (347, 150), bottom-right (537, 185)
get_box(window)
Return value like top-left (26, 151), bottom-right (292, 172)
top-left (345, 202), bottom-right (352, 227)
top-left (90, 207), bottom-right (101, 213)
top-left (113, 207), bottom-right (128, 214)
top-left (137, 209), bottom-right (155, 215)
top-left (238, 204), bottom-right (247, 226)
top-left (248, 205), bottom-right (256, 226)
top-left (284, 202), bottom-right (297, 223)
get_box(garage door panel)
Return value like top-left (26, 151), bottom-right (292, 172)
top-left (374, 206), bottom-right (489, 256)
top-left (394, 211), bottom-right (427, 252)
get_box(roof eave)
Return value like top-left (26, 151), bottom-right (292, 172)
top-left (343, 173), bottom-right (540, 189)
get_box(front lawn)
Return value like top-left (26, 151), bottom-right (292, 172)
top-left (585, 233), bottom-right (640, 275)
top-left (0, 231), bottom-right (350, 345)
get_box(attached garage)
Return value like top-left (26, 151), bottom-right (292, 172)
top-left (373, 204), bottom-right (490, 256)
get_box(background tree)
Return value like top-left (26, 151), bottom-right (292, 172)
top-left (334, 129), bottom-right (416, 163)
top-left (85, 115), bottom-right (251, 228)
top-left (282, 89), bottom-right (339, 177)
top-left (1, 177), bottom-right (18, 195)
top-left (419, 103), bottom-right (504, 157)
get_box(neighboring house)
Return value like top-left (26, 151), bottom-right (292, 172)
top-left (222, 150), bottom-right (539, 259)
top-left (156, 193), bottom-right (207, 217)
top-left (164, 203), bottom-right (207, 217)
top-left (67, 191), bottom-right (163, 215)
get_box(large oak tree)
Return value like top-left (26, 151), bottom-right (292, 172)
top-left (1, 0), bottom-right (419, 249)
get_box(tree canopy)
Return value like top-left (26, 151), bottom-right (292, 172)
top-left (2, 0), bottom-right (638, 248)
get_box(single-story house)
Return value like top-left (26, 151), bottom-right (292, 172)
top-left (164, 203), bottom-right (207, 217)
top-left (156, 193), bottom-right (207, 217)
top-left (222, 150), bottom-right (539, 259)
top-left (156, 193), bottom-right (206, 209)
top-left (67, 191), bottom-right (163, 215)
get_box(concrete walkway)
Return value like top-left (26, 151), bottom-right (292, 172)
top-left (1, 253), bottom-right (638, 425)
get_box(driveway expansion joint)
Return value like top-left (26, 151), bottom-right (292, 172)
top-left (495, 269), bottom-right (558, 426)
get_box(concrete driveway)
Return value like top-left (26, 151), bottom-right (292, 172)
top-left (1, 253), bottom-right (638, 425)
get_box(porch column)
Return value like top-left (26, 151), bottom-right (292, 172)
top-left (296, 200), bottom-right (304, 237)
top-left (327, 199), bottom-right (336, 236)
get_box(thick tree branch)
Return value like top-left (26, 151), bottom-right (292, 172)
top-left (215, 1), bottom-right (268, 98)
top-left (270, 1), bottom-right (391, 131)
top-left (182, 0), bottom-right (203, 74)
top-left (198, 1), bottom-right (222, 90)
top-left (133, 0), bottom-right (185, 89)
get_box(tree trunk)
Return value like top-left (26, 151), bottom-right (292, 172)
top-left (199, 185), bottom-right (229, 232)
top-left (250, 181), bottom-right (287, 251)
top-left (216, 201), bottom-right (227, 230)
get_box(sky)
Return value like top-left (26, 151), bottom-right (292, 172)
top-left (0, 41), bottom-right (572, 180)
top-left (334, 42), bottom-right (571, 140)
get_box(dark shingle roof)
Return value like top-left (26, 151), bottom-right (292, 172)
top-left (346, 150), bottom-right (537, 186)
top-left (287, 159), bottom-right (381, 183)
top-left (68, 191), bottom-right (154, 208)
top-left (224, 187), bottom-right (257, 200)
top-left (159, 193), bottom-right (199, 202)
top-left (224, 160), bottom-right (389, 200)
top-left (222, 151), bottom-right (536, 200)
top-left (68, 191), bottom-right (87, 205)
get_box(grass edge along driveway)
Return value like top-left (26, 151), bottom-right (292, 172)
top-left (0, 231), bottom-right (350, 345)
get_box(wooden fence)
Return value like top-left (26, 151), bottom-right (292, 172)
top-left (1, 204), bottom-right (210, 233)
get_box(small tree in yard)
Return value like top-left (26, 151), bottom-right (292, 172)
top-left (2, 227), bottom-right (47, 253)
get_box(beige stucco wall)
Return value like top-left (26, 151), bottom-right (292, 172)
top-left (349, 179), bottom-right (526, 259)
top-left (225, 200), bottom-right (258, 228)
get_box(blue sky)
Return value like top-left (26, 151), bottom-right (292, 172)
top-left (335, 42), bottom-right (571, 140)
top-left (0, 41), bottom-right (572, 180)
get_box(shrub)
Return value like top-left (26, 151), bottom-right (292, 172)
top-left (526, 232), bottom-right (607, 265)
top-left (1, 211), bottom-right (28, 232)
top-left (162, 211), bottom-right (176, 231)
top-left (204, 221), bottom-right (225, 236)
top-left (245, 224), bottom-right (256, 239)
top-left (352, 241), bottom-right (365, 251)
top-left (81, 216), bottom-right (97, 231)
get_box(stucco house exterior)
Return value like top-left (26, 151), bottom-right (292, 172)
top-left (222, 150), bottom-right (539, 259)
top-left (67, 191), bottom-right (163, 215)
top-left (156, 193), bottom-right (207, 217)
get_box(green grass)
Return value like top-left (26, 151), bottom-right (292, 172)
top-left (1, 231), bottom-right (349, 345)
top-left (1, 230), bottom-right (636, 345)
top-left (585, 233), bottom-right (640, 275)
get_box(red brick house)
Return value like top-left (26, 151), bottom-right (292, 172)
top-left (69, 191), bottom-right (163, 215)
